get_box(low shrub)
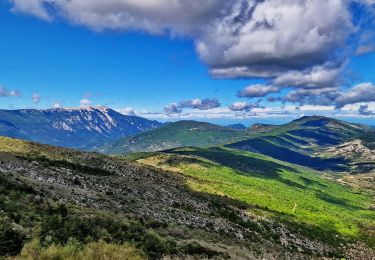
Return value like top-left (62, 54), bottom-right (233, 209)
top-left (14, 239), bottom-right (144, 260)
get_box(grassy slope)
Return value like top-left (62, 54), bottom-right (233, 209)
top-left (227, 116), bottom-right (372, 171)
top-left (138, 147), bottom-right (375, 246)
top-left (0, 137), bottom-right (234, 259)
top-left (4, 136), bottom-right (351, 259)
top-left (101, 120), bottom-right (249, 154)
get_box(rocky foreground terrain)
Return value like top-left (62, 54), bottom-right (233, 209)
top-left (1, 136), bottom-right (373, 259)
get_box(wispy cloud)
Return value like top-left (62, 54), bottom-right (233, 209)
top-left (80, 98), bottom-right (91, 107)
top-left (117, 107), bottom-right (137, 116)
top-left (32, 93), bottom-right (41, 103)
top-left (238, 85), bottom-right (280, 98)
top-left (53, 101), bottom-right (63, 108)
top-left (0, 85), bottom-right (22, 97)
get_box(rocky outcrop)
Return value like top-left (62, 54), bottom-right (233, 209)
top-left (325, 139), bottom-right (375, 160)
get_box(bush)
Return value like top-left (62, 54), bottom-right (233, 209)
top-left (141, 231), bottom-right (167, 259)
top-left (182, 242), bottom-right (220, 258)
top-left (14, 239), bottom-right (144, 260)
top-left (0, 219), bottom-right (26, 256)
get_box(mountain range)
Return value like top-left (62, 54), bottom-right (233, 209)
top-left (0, 106), bottom-right (162, 150)
top-left (0, 107), bottom-right (374, 173)
top-left (0, 108), bottom-right (375, 259)
top-left (100, 120), bottom-right (249, 154)
top-left (228, 116), bottom-right (375, 172)
top-left (100, 114), bottom-right (375, 173)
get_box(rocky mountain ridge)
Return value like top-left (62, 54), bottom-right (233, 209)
top-left (0, 106), bottom-right (162, 150)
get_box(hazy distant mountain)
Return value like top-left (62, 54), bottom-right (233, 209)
top-left (226, 123), bottom-right (247, 130)
top-left (0, 106), bottom-right (162, 150)
top-left (248, 123), bottom-right (276, 133)
top-left (100, 120), bottom-right (249, 154)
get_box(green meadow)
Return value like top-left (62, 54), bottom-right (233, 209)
top-left (139, 147), bottom-right (375, 246)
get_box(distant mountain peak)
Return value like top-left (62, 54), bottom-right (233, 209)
top-left (248, 123), bottom-right (275, 133)
top-left (0, 107), bottom-right (162, 150)
top-left (227, 123), bottom-right (247, 130)
top-left (291, 115), bottom-right (362, 130)
top-left (50, 105), bottom-right (111, 113)
top-left (293, 115), bottom-right (331, 122)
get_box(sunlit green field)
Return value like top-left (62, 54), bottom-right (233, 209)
top-left (139, 147), bottom-right (375, 245)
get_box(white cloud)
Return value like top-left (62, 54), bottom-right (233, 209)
top-left (11, 0), bottom-right (53, 21)
top-left (238, 84), bottom-right (280, 98)
top-left (80, 98), bottom-right (91, 107)
top-left (9, 90), bottom-right (22, 97)
top-left (142, 103), bottom-right (375, 120)
top-left (117, 107), bottom-right (137, 116)
top-left (278, 82), bottom-right (375, 109)
top-left (0, 85), bottom-right (22, 97)
top-left (163, 98), bottom-right (221, 116)
top-left (10, 0), bottom-right (224, 34)
top-left (229, 101), bottom-right (260, 112)
top-left (273, 64), bottom-right (343, 88)
top-left (284, 105), bottom-right (335, 111)
top-left (32, 93), bottom-right (41, 103)
top-left (335, 82), bottom-right (375, 107)
top-left (179, 98), bottom-right (221, 110)
top-left (53, 102), bottom-right (63, 108)
top-left (358, 104), bottom-right (374, 115)
top-left (355, 44), bottom-right (375, 55)
top-left (229, 102), bottom-right (252, 112)
top-left (341, 102), bottom-right (375, 111)
top-left (198, 0), bottom-right (353, 79)
top-left (141, 106), bottom-right (293, 120)
top-left (283, 87), bottom-right (339, 105)
top-left (163, 103), bottom-right (182, 115)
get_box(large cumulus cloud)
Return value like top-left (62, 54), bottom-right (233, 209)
top-left (274, 82), bottom-right (375, 108)
top-left (335, 82), bottom-right (375, 108)
top-left (10, 0), bottom-right (358, 80)
top-left (10, 0), bottom-right (225, 34)
top-left (199, 0), bottom-right (353, 80)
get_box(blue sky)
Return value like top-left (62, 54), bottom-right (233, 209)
top-left (1, 0), bottom-right (375, 125)
top-left (0, 5), bottom-right (252, 109)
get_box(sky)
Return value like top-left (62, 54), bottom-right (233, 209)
top-left (1, 0), bottom-right (375, 125)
